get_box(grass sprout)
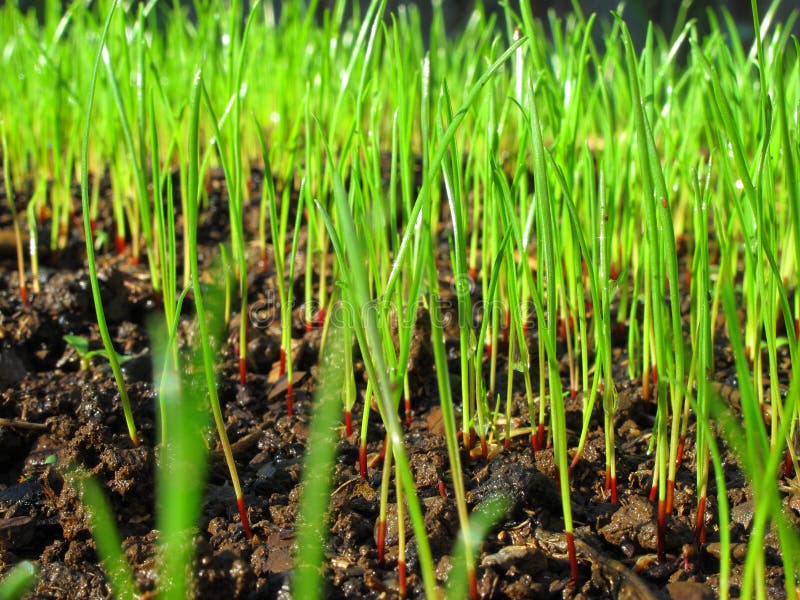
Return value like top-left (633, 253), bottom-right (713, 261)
top-left (3, 1), bottom-right (800, 597)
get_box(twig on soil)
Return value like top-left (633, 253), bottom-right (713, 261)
top-left (574, 538), bottom-right (658, 600)
top-left (0, 417), bottom-right (48, 431)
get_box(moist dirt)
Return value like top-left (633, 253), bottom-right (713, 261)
top-left (0, 171), bottom-right (796, 599)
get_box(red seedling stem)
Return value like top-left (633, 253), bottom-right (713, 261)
top-left (404, 397), bottom-right (412, 427)
top-left (675, 434), bottom-right (686, 470)
top-left (239, 357), bottom-right (247, 386)
top-left (657, 500), bottom-right (666, 561)
top-left (610, 263), bottom-right (619, 281)
top-left (568, 453), bottom-right (580, 475)
top-left (376, 519), bottom-right (386, 562)
top-left (316, 306), bottom-right (326, 328)
top-left (259, 248), bottom-right (268, 273)
top-left (279, 348), bottom-right (286, 377)
top-left (114, 234), bottom-right (126, 256)
top-left (286, 381), bottom-right (294, 416)
top-left (604, 466), bottom-right (618, 504)
top-left (694, 496), bottom-right (707, 545)
top-left (237, 496), bottom-right (253, 539)
top-left (468, 266), bottom-right (477, 281)
top-left (785, 450), bottom-right (794, 478)
top-left (379, 434), bottom-right (388, 461)
top-left (468, 570), bottom-right (478, 600)
top-left (566, 531), bottom-right (578, 583)
top-left (398, 561), bottom-right (407, 597)
top-left (344, 410), bottom-right (353, 436)
top-left (649, 484), bottom-right (657, 502)
top-left (666, 479), bottom-right (675, 515)
top-left (467, 568), bottom-right (478, 600)
top-left (438, 479), bottom-right (447, 498)
top-left (535, 422), bottom-right (545, 451)
top-left (19, 285), bottom-right (28, 305)
top-left (359, 444), bottom-right (367, 479)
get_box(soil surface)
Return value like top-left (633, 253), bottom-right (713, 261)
top-left (0, 170), bottom-right (796, 599)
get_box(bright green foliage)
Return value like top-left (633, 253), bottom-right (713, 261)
top-left (2, 0), bottom-right (800, 597)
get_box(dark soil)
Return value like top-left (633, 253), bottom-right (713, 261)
top-left (0, 170), bottom-right (796, 599)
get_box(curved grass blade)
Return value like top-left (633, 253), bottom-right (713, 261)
top-left (79, 0), bottom-right (138, 446)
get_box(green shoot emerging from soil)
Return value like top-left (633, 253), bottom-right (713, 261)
top-left (1, 0), bottom-right (800, 598)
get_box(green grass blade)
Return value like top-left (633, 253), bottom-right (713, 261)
top-left (0, 561), bottom-right (39, 600)
top-left (79, 0), bottom-right (138, 446)
top-left (292, 323), bottom-right (348, 599)
top-left (70, 471), bottom-right (138, 600)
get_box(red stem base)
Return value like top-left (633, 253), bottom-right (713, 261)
top-left (345, 410), bottom-right (352, 437)
top-left (239, 356), bottom-right (246, 386)
top-left (114, 234), bottom-right (126, 256)
top-left (398, 560), bottom-right (407, 598)
top-left (237, 496), bottom-right (253, 539)
top-left (286, 382), bottom-right (294, 417)
top-left (666, 479), bottom-right (675, 515)
top-left (379, 435), bottom-right (387, 461)
top-left (676, 435), bottom-right (686, 470)
top-left (531, 423), bottom-right (544, 454)
top-left (566, 531), bottom-right (578, 584)
top-left (359, 444), bottom-right (367, 479)
top-left (694, 495), bottom-right (707, 545)
top-left (605, 466), bottom-right (618, 503)
top-left (377, 519), bottom-right (386, 563)
top-left (468, 568), bottom-right (478, 600)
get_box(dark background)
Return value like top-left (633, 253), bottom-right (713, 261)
top-left (11, 0), bottom-right (799, 48)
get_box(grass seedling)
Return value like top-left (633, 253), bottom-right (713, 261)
top-left (63, 334), bottom-right (132, 372)
top-left (527, 74), bottom-right (578, 583)
top-left (5, 2), bottom-right (800, 596)
top-left (1, 125), bottom-right (28, 305)
top-left (65, 281), bottom-right (219, 600)
top-left (619, 14), bottom-right (687, 556)
top-left (0, 561), bottom-right (38, 600)
top-left (187, 68), bottom-right (251, 538)
top-left (691, 156), bottom-right (713, 545)
top-left (80, 0), bottom-right (138, 447)
top-left (292, 322), bottom-right (348, 599)
top-left (317, 145), bottom-right (438, 597)
top-left (69, 468), bottom-right (139, 600)
top-left (254, 118), bottom-right (305, 415)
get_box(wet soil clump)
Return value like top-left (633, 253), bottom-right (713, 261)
top-left (0, 173), bottom-right (795, 599)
